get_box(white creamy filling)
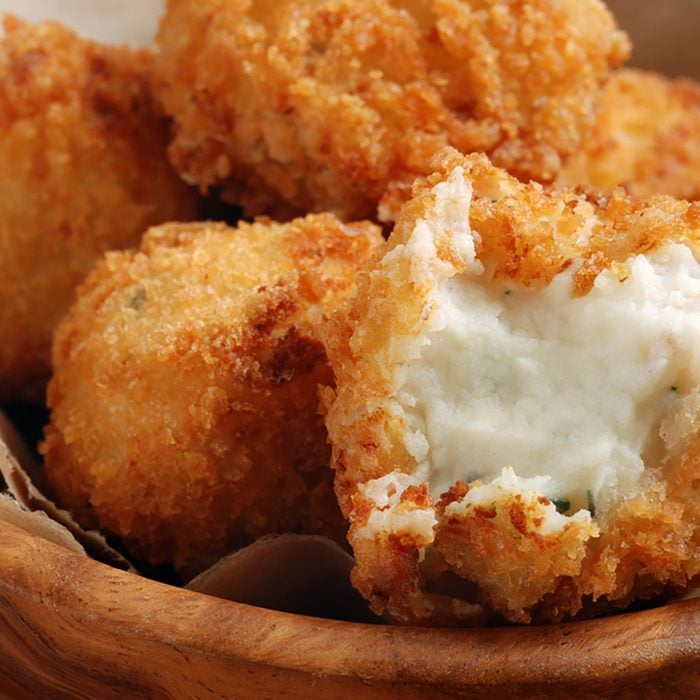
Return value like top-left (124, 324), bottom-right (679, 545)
top-left (444, 467), bottom-right (595, 536)
top-left (357, 472), bottom-right (437, 542)
top-left (398, 233), bottom-right (700, 514)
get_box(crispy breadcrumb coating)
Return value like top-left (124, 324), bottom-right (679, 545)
top-left (42, 216), bottom-right (382, 573)
top-left (0, 17), bottom-right (197, 404)
top-left (560, 69), bottom-right (700, 201)
top-left (323, 148), bottom-right (700, 624)
top-left (155, 0), bottom-right (628, 221)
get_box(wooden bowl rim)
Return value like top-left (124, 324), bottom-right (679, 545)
top-left (1, 519), bottom-right (699, 688)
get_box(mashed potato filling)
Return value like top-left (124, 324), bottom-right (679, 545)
top-left (398, 209), bottom-right (700, 516)
top-left (357, 472), bottom-right (437, 541)
top-left (442, 466), bottom-right (596, 535)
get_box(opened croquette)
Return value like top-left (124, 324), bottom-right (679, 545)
top-left (42, 215), bottom-right (382, 574)
top-left (323, 149), bottom-right (700, 624)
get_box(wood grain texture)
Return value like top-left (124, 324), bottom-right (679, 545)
top-left (0, 520), bottom-right (698, 699)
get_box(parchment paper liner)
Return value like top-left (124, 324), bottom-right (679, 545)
top-left (0, 410), bottom-right (385, 620)
top-left (0, 411), bottom-right (134, 570)
top-left (0, 491), bottom-right (85, 555)
top-left (187, 534), bottom-right (381, 622)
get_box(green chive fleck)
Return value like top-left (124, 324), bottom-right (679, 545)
top-left (550, 497), bottom-right (571, 514)
top-left (587, 490), bottom-right (596, 518)
top-left (504, 289), bottom-right (513, 296)
top-left (670, 385), bottom-right (679, 393)
top-left (129, 287), bottom-right (147, 311)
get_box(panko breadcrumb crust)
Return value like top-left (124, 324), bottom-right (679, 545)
top-left (323, 148), bottom-right (700, 624)
top-left (155, 0), bottom-right (628, 221)
top-left (0, 17), bottom-right (197, 404)
top-left (560, 68), bottom-right (700, 201)
top-left (42, 216), bottom-right (382, 574)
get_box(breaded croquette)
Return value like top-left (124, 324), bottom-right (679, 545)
top-left (155, 0), bottom-right (628, 221)
top-left (560, 69), bottom-right (700, 200)
top-left (323, 148), bottom-right (700, 624)
top-left (0, 17), bottom-right (197, 403)
top-left (42, 215), bottom-right (382, 574)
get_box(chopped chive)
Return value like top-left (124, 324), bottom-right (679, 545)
top-left (129, 287), bottom-right (147, 311)
top-left (550, 497), bottom-right (571, 514)
top-left (670, 385), bottom-right (679, 393)
top-left (587, 490), bottom-right (596, 517)
top-left (504, 289), bottom-right (513, 296)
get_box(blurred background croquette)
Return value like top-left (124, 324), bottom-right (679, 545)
top-left (154, 0), bottom-right (629, 222)
top-left (41, 215), bottom-right (382, 575)
top-left (559, 68), bottom-right (700, 200)
top-left (0, 17), bottom-right (197, 404)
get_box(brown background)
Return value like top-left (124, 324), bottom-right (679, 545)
top-left (608, 0), bottom-right (700, 78)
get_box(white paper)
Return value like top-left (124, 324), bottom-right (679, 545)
top-left (0, 0), bottom-right (165, 46)
top-left (0, 492), bottom-right (86, 555)
top-left (0, 411), bottom-right (137, 572)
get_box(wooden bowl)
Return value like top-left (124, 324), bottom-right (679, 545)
top-left (0, 5), bottom-right (698, 698)
top-left (0, 520), bottom-right (698, 698)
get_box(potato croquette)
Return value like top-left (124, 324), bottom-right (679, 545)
top-left (155, 0), bottom-right (628, 221)
top-left (0, 17), bottom-right (197, 403)
top-left (41, 215), bottom-right (382, 573)
top-left (323, 148), bottom-right (700, 624)
top-left (560, 69), bottom-right (700, 200)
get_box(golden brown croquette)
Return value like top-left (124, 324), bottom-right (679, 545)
top-left (324, 149), bottom-right (700, 624)
top-left (42, 215), bottom-right (382, 574)
top-left (0, 17), bottom-right (197, 403)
